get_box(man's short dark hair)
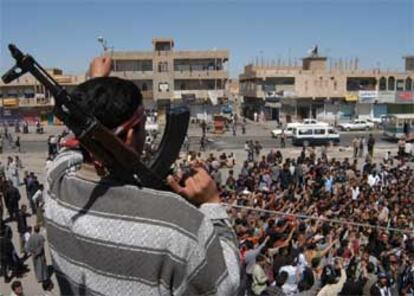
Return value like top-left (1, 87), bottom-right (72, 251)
top-left (71, 77), bottom-right (142, 129)
top-left (11, 280), bottom-right (22, 291)
top-left (276, 271), bottom-right (288, 287)
top-left (311, 257), bottom-right (321, 269)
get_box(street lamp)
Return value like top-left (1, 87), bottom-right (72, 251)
top-left (97, 35), bottom-right (109, 52)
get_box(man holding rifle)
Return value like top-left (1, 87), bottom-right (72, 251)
top-left (43, 57), bottom-right (240, 295)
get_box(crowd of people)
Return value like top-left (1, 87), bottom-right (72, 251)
top-left (0, 149), bottom-right (52, 295)
top-left (178, 142), bottom-right (414, 295)
top-left (1, 117), bottom-right (414, 296)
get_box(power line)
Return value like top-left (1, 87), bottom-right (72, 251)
top-left (222, 203), bottom-right (411, 234)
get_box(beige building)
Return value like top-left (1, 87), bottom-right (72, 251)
top-left (0, 38), bottom-right (230, 124)
top-left (109, 38), bottom-right (229, 118)
top-left (239, 51), bottom-right (414, 123)
top-left (0, 68), bottom-right (85, 124)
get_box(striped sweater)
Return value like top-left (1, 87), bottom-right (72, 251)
top-left (45, 150), bottom-right (240, 295)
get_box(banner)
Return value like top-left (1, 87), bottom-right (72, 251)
top-left (396, 91), bottom-right (414, 103)
top-left (377, 91), bottom-right (396, 103)
top-left (358, 90), bottom-right (377, 103)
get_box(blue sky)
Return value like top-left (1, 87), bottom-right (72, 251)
top-left (1, 0), bottom-right (413, 78)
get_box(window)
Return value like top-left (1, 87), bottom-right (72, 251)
top-left (328, 129), bottom-right (336, 134)
top-left (333, 81), bottom-right (337, 91)
top-left (379, 77), bottom-right (386, 90)
top-left (114, 60), bottom-right (153, 72)
top-left (158, 62), bottom-right (168, 72)
top-left (24, 91), bottom-right (34, 98)
top-left (298, 129), bottom-right (312, 135)
top-left (142, 83), bottom-right (148, 91)
top-left (388, 77), bottom-right (395, 90)
top-left (314, 129), bottom-right (326, 135)
top-left (396, 79), bottom-right (404, 91)
top-left (406, 77), bottom-right (412, 91)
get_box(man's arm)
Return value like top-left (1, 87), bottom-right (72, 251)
top-left (89, 56), bottom-right (112, 78)
top-left (167, 169), bottom-right (240, 294)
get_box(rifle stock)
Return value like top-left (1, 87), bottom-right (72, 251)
top-left (1, 44), bottom-right (190, 190)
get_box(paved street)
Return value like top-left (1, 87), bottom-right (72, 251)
top-left (0, 121), bottom-right (401, 296)
top-left (1, 121), bottom-right (395, 154)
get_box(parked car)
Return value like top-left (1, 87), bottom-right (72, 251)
top-left (302, 118), bottom-right (329, 126)
top-left (272, 119), bottom-right (329, 138)
top-left (365, 115), bottom-right (386, 127)
top-left (292, 125), bottom-right (340, 146)
top-left (338, 119), bottom-right (375, 131)
top-left (272, 123), bottom-right (295, 138)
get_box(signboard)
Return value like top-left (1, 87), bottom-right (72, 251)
top-left (377, 91), bottom-right (396, 103)
top-left (265, 90), bottom-right (296, 98)
top-left (158, 82), bottom-right (169, 92)
top-left (345, 93), bottom-right (358, 102)
top-left (2, 98), bottom-right (19, 107)
top-left (358, 90), bottom-right (377, 103)
top-left (55, 76), bottom-right (72, 84)
top-left (265, 102), bottom-right (281, 108)
top-left (0, 107), bottom-right (22, 124)
top-left (396, 91), bottom-right (414, 103)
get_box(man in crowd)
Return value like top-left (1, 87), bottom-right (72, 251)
top-left (15, 204), bottom-right (30, 255)
top-left (26, 225), bottom-right (49, 284)
top-left (4, 180), bottom-right (20, 221)
top-left (368, 134), bottom-right (376, 158)
top-left (9, 280), bottom-right (25, 296)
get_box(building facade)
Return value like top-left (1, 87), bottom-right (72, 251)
top-left (0, 68), bottom-right (85, 125)
top-left (239, 53), bottom-right (414, 123)
top-left (109, 38), bottom-right (229, 120)
top-left (0, 38), bottom-right (230, 125)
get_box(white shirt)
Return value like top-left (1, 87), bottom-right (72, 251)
top-left (280, 265), bottom-right (298, 295)
top-left (368, 174), bottom-right (380, 187)
top-left (405, 142), bottom-right (412, 154)
top-left (351, 187), bottom-right (360, 200)
top-left (32, 189), bottom-right (43, 203)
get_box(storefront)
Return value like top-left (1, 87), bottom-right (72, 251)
top-left (389, 92), bottom-right (414, 114)
top-left (264, 97), bottom-right (281, 121)
top-left (242, 97), bottom-right (264, 120)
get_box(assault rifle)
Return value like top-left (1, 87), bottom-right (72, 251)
top-left (2, 44), bottom-right (189, 190)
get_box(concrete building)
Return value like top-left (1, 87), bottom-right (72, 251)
top-left (110, 38), bottom-right (230, 120)
top-left (0, 69), bottom-right (85, 125)
top-left (0, 38), bottom-right (229, 125)
top-left (239, 50), bottom-right (414, 123)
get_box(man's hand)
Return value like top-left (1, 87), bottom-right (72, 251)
top-left (89, 56), bottom-right (112, 78)
top-left (167, 167), bottom-right (220, 206)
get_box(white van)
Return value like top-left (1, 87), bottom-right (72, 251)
top-left (292, 125), bottom-right (340, 146)
top-left (272, 119), bottom-right (329, 138)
